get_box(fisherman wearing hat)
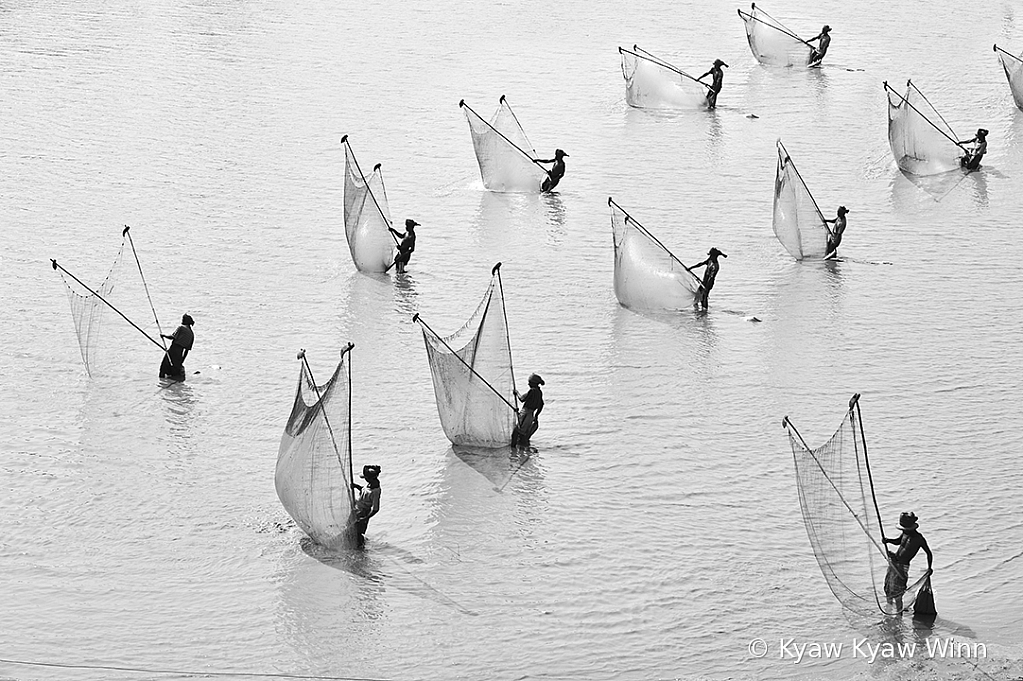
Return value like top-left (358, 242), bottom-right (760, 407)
top-left (697, 59), bottom-right (728, 109)
top-left (159, 313), bottom-right (195, 379)
top-left (882, 511), bottom-right (934, 612)
top-left (511, 373), bottom-right (545, 448)
top-left (388, 219), bottom-right (419, 274)
top-left (351, 465), bottom-right (382, 546)
top-left (824, 206), bottom-right (849, 260)
top-left (691, 248), bottom-right (727, 309)
top-left (808, 25), bottom-right (832, 66)
top-left (536, 149), bottom-right (569, 192)
top-left (958, 128), bottom-right (989, 170)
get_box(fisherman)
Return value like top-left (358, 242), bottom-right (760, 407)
top-left (159, 313), bottom-right (194, 379)
top-left (388, 219), bottom-right (418, 274)
top-left (536, 149), bottom-right (568, 192)
top-left (511, 374), bottom-right (545, 448)
top-left (697, 59), bottom-right (728, 109)
top-left (807, 25), bottom-right (832, 65)
top-left (958, 128), bottom-right (988, 170)
top-left (882, 511), bottom-right (934, 612)
top-left (823, 206), bottom-right (849, 259)
top-left (351, 465), bottom-right (382, 547)
top-left (691, 248), bottom-right (726, 310)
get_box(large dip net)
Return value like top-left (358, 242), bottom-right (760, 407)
top-left (619, 45), bottom-right (711, 110)
top-left (610, 198), bottom-right (702, 312)
top-left (738, 3), bottom-right (813, 67)
top-left (52, 227), bottom-right (167, 376)
top-left (995, 44), bottom-right (1023, 111)
top-left (773, 140), bottom-right (830, 260)
top-left (275, 346), bottom-right (357, 549)
top-left (460, 96), bottom-right (547, 193)
top-left (886, 80), bottom-right (966, 176)
top-left (414, 264), bottom-right (519, 448)
top-left (783, 394), bottom-right (930, 617)
top-left (342, 136), bottom-right (395, 273)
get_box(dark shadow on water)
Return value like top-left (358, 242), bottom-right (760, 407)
top-left (452, 443), bottom-right (536, 492)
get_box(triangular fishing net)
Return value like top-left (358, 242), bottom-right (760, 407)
top-left (738, 4), bottom-right (812, 67)
top-left (784, 395), bottom-right (928, 617)
top-left (995, 45), bottom-right (1023, 111)
top-left (773, 141), bottom-right (829, 260)
top-left (275, 349), bottom-right (357, 549)
top-left (342, 137), bottom-right (395, 273)
top-left (886, 81), bottom-right (965, 176)
top-left (417, 268), bottom-right (518, 448)
top-left (619, 46), bottom-right (710, 110)
top-left (461, 97), bottom-right (547, 193)
top-left (610, 199), bottom-right (702, 312)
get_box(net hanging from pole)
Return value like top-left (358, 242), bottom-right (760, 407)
top-left (610, 198), bottom-right (702, 312)
top-left (460, 97), bottom-right (547, 193)
top-left (773, 140), bottom-right (830, 260)
top-left (415, 265), bottom-right (518, 448)
top-left (619, 46), bottom-right (710, 110)
top-left (886, 80), bottom-right (965, 176)
top-left (783, 394), bottom-right (929, 617)
top-left (275, 346), bottom-right (357, 549)
top-left (995, 45), bottom-right (1023, 111)
top-left (342, 136), bottom-right (395, 273)
top-left (738, 4), bottom-right (812, 67)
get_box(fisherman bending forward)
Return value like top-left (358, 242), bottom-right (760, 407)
top-left (388, 219), bottom-right (418, 274)
top-left (808, 25), bottom-right (832, 65)
top-left (511, 374), bottom-right (545, 448)
top-left (691, 248), bottom-right (726, 310)
top-left (536, 150), bottom-right (568, 192)
top-left (824, 206), bottom-right (849, 259)
top-left (351, 465), bottom-right (381, 547)
top-left (882, 511), bottom-right (933, 612)
top-left (698, 59), bottom-right (728, 109)
top-left (159, 313), bottom-right (195, 379)
top-left (959, 128), bottom-right (988, 170)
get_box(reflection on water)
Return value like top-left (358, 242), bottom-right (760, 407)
top-left (392, 270), bottom-right (420, 317)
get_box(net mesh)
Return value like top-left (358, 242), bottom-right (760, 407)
top-left (739, 5), bottom-right (811, 67)
top-left (275, 353), bottom-right (356, 549)
top-left (462, 98), bottom-right (546, 193)
top-left (773, 141), bottom-right (829, 260)
top-left (996, 46), bottom-right (1023, 111)
top-left (620, 48), bottom-right (709, 110)
top-left (343, 140), bottom-right (395, 273)
top-left (610, 201), bottom-right (701, 312)
top-left (419, 271), bottom-right (517, 447)
top-left (887, 81), bottom-right (964, 176)
top-left (785, 397), bottom-right (927, 617)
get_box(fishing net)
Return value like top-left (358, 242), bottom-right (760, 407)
top-left (275, 350), bottom-right (357, 549)
top-left (886, 81), bottom-right (965, 176)
top-left (342, 138), bottom-right (395, 273)
top-left (739, 4), bottom-right (812, 67)
top-left (620, 47), bottom-right (709, 109)
top-left (773, 141), bottom-right (829, 260)
top-left (995, 45), bottom-right (1023, 111)
top-left (417, 267), bottom-right (518, 448)
top-left (784, 395), bottom-right (929, 617)
top-left (610, 199), bottom-right (702, 312)
top-left (461, 97), bottom-right (547, 193)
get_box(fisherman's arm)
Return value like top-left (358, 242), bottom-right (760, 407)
top-left (922, 538), bottom-right (933, 571)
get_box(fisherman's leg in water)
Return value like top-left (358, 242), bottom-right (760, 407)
top-left (706, 89), bottom-right (718, 109)
top-left (160, 345), bottom-right (186, 378)
top-left (541, 176), bottom-right (559, 193)
top-left (966, 155), bottom-right (983, 171)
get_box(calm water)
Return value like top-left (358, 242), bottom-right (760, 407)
top-left (2, 1), bottom-right (1022, 680)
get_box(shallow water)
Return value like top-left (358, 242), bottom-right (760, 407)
top-left (2, 0), bottom-right (1022, 680)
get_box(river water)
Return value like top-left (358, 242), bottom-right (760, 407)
top-left (2, 0), bottom-right (1022, 680)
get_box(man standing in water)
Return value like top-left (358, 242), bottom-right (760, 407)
top-left (511, 373), bottom-right (545, 449)
top-left (807, 25), bottom-right (832, 65)
top-left (388, 219), bottom-right (418, 274)
top-left (536, 150), bottom-right (568, 192)
top-left (351, 465), bottom-right (381, 547)
top-left (159, 313), bottom-right (194, 379)
top-left (882, 511), bottom-right (934, 612)
top-left (823, 206), bottom-right (849, 259)
top-left (959, 128), bottom-right (988, 170)
top-left (691, 248), bottom-right (726, 310)
top-left (697, 59), bottom-right (728, 109)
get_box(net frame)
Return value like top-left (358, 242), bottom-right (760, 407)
top-left (619, 45), bottom-right (711, 110)
top-left (783, 394), bottom-right (929, 617)
top-left (737, 3), bottom-right (813, 67)
top-left (341, 135), bottom-right (396, 273)
top-left (885, 80), bottom-right (967, 176)
top-left (773, 140), bottom-right (831, 260)
top-left (460, 97), bottom-right (547, 193)
top-left (994, 44), bottom-right (1023, 111)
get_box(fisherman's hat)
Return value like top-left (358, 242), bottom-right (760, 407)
top-left (528, 373), bottom-right (545, 386)
top-left (182, 313), bottom-right (195, 325)
top-left (898, 511), bottom-right (919, 530)
top-left (708, 247), bottom-right (727, 257)
top-left (361, 465), bottom-right (381, 479)
top-left (555, 149), bottom-right (569, 158)
top-left (822, 25), bottom-right (831, 32)
top-left (977, 128), bottom-right (989, 137)
top-left (838, 206), bottom-right (849, 214)
top-left (405, 219), bottom-right (420, 228)
top-left (714, 59), bottom-right (729, 67)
